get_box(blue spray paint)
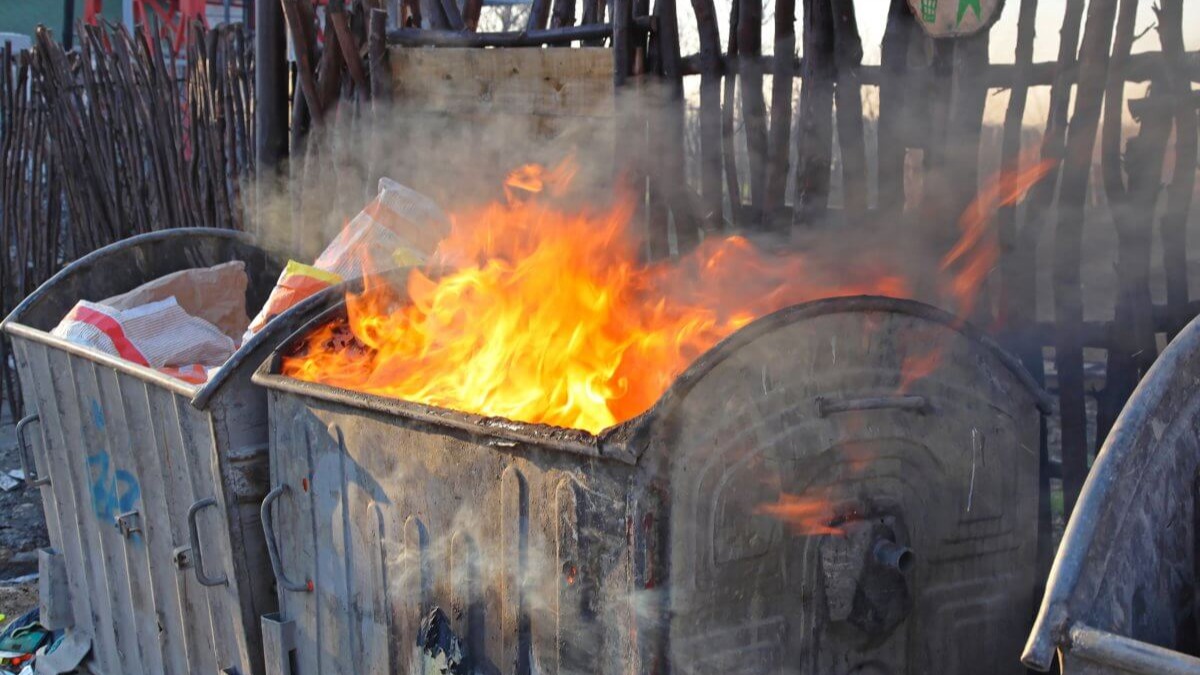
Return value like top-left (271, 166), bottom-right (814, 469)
top-left (87, 450), bottom-right (140, 524)
top-left (86, 398), bottom-right (140, 538)
top-left (91, 399), bottom-right (106, 430)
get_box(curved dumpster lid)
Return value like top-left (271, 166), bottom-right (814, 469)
top-left (1022, 312), bottom-right (1200, 671)
top-left (605, 294), bottom-right (1053, 450)
top-left (192, 281), bottom-right (351, 409)
top-left (2, 228), bottom-right (284, 408)
top-left (253, 292), bottom-right (1052, 464)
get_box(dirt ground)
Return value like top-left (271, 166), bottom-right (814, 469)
top-left (0, 582), bottom-right (37, 625)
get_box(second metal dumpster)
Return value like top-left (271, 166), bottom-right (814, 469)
top-left (1, 228), bottom-right (293, 675)
top-left (254, 293), bottom-right (1049, 675)
top-left (1023, 312), bottom-right (1200, 674)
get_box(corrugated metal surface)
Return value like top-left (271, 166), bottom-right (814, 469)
top-left (255, 296), bottom-right (1047, 675)
top-left (2, 229), bottom-right (284, 675)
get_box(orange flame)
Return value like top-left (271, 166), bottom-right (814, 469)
top-left (939, 151), bottom-right (1057, 318)
top-left (897, 152), bottom-right (1059, 391)
top-left (898, 338), bottom-right (944, 394)
top-left (282, 162), bottom-right (906, 433)
top-left (754, 493), bottom-right (844, 536)
top-left (503, 158), bottom-right (578, 200)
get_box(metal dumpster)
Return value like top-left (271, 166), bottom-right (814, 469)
top-left (1023, 313), bottom-right (1200, 674)
top-left (254, 293), bottom-right (1050, 675)
top-left (1, 228), bottom-right (296, 675)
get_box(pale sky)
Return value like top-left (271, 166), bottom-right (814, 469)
top-left (682, 0), bottom-right (1200, 60)
top-left (677, 0), bottom-right (1200, 125)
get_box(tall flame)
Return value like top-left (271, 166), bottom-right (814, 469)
top-left (939, 150), bottom-right (1058, 319)
top-left (897, 151), bottom-right (1059, 391)
top-left (283, 162), bottom-right (906, 433)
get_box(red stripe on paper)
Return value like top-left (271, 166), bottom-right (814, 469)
top-left (66, 305), bottom-right (149, 366)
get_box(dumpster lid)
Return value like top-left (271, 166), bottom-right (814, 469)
top-left (254, 293), bottom-right (1051, 465)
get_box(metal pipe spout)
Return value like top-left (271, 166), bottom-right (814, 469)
top-left (873, 539), bottom-right (914, 573)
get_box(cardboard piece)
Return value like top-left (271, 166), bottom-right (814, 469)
top-left (102, 261), bottom-right (250, 341)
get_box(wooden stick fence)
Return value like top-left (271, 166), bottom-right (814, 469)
top-left (0, 21), bottom-right (255, 419)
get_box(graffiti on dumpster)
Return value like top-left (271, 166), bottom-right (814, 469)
top-left (91, 399), bottom-right (105, 430)
top-left (87, 450), bottom-right (140, 523)
top-left (86, 398), bottom-right (141, 525)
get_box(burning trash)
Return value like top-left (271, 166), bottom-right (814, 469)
top-left (282, 161), bottom-right (907, 432)
top-left (281, 156), bottom-right (1053, 434)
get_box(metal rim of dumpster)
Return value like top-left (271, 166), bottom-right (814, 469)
top-left (2, 228), bottom-right (268, 406)
top-left (252, 292), bottom-right (1053, 460)
top-left (1023, 311), bottom-right (1200, 674)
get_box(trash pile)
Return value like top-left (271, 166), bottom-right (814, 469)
top-left (51, 179), bottom-right (447, 385)
top-left (52, 261), bottom-right (250, 383)
top-left (0, 609), bottom-right (53, 675)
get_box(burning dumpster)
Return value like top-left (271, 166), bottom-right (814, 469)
top-left (255, 290), bottom-right (1048, 674)
top-left (1, 228), bottom-right (295, 675)
top-left (1023, 313), bottom-right (1200, 674)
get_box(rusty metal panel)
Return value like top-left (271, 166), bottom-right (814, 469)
top-left (257, 296), bottom-right (1045, 674)
top-left (1024, 312), bottom-right (1200, 674)
top-left (2, 229), bottom-right (287, 675)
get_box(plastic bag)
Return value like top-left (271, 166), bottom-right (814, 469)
top-left (244, 179), bottom-right (447, 339)
top-left (52, 297), bottom-right (236, 371)
top-left (314, 178), bottom-right (448, 278)
top-left (246, 261), bottom-right (343, 336)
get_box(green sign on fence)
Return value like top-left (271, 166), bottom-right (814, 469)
top-left (908, 0), bottom-right (1002, 38)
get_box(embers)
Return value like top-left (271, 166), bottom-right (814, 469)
top-left (285, 314), bottom-right (369, 361)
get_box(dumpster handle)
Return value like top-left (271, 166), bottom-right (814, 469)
top-left (816, 395), bottom-right (928, 417)
top-left (187, 498), bottom-right (229, 587)
top-left (262, 485), bottom-right (312, 593)
top-left (15, 414), bottom-right (50, 487)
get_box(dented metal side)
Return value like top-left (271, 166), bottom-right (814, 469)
top-left (647, 302), bottom-right (1041, 675)
top-left (256, 296), bottom-right (1045, 674)
top-left (1024, 311), bottom-right (1200, 674)
top-left (10, 335), bottom-right (258, 675)
top-left (261, 396), bottom-right (643, 674)
top-left (2, 229), bottom-right (287, 675)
